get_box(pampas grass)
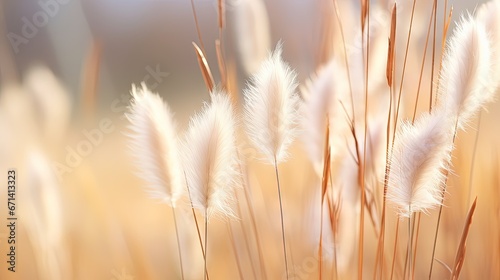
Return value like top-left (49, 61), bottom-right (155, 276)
top-left (243, 43), bottom-right (300, 279)
top-left (437, 15), bottom-right (494, 129)
top-left (126, 83), bottom-right (183, 207)
top-left (126, 83), bottom-right (185, 279)
top-left (233, 0), bottom-right (271, 75)
top-left (244, 43), bottom-right (300, 165)
top-left (182, 91), bottom-right (239, 279)
top-left (24, 150), bottom-right (69, 280)
top-left (301, 58), bottom-right (350, 174)
top-left (182, 91), bottom-right (239, 219)
top-left (387, 111), bottom-right (454, 218)
top-left (7, 1), bottom-right (500, 279)
top-left (477, 0), bottom-right (500, 92)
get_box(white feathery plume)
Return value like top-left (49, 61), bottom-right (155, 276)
top-left (387, 112), bottom-right (454, 217)
top-left (126, 83), bottom-right (183, 207)
top-left (24, 66), bottom-right (71, 144)
top-left (233, 0), bottom-right (271, 75)
top-left (24, 150), bottom-right (70, 280)
top-left (182, 92), bottom-right (239, 218)
top-left (477, 0), bottom-right (500, 91)
top-left (301, 58), bottom-right (350, 174)
top-left (437, 15), bottom-right (494, 129)
top-left (244, 43), bottom-right (300, 164)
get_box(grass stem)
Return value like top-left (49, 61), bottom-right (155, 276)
top-left (274, 157), bottom-right (289, 279)
top-left (171, 207), bottom-right (185, 280)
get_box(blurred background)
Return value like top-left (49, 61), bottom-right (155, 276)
top-left (0, 0), bottom-right (497, 279)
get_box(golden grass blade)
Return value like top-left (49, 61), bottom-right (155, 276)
top-left (412, 0), bottom-right (436, 123)
top-left (450, 198), bottom-right (477, 280)
top-left (215, 39), bottom-right (227, 90)
top-left (218, 0), bottom-right (224, 30)
top-left (319, 119), bottom-right (331, 279)
top-left (81, 40), bottom-right (101, 118)
top-left (361, 0), bottom-right (368, 33)
top-left (386, 3), bottom-right (397, 87)
top-left (189, 0), bottom-right (206, 51)
top-left (321, 121), bottom-right (331, 201)
top-left (192, 42), bottom-right (215, 92)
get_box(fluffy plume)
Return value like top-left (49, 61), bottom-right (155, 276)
top-left (387, 112), bottom-right (454, 217)
top-left (301, 58), bottom-right (350, 174)
top-left (183, 92), bottom-right (239, 218)
top-left (437, 15), bottom-right (494, 129)
top-left (477, 0), bottom-right (500, 91)
top-left (233, 0), bottom-right (271, 75)
top-left (24, 66), bottom-right (71, 144)
top-left (244, 44), bottom-right (300, 164)
top-left (24, 150), bottom-right (70, 280)
top-left (126, 83), bottom-right (183, 207)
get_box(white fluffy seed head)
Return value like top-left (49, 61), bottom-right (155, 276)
top-left (233, 0), bottom-right (271, 75)
top-left (437, 15), bottom-right (494, 129)
top-left (183, 92), bottom-right (239, 219)
top-left (387, 112), bottom-right (454, 217)
top-left (126, 83), bottom-right (183, 208)
top-left (244, 43), bottom-right (301, 164)
top-left (477, 0), bottom-right (500, 91)
top-left (301, 58), bottom-right (350, 174)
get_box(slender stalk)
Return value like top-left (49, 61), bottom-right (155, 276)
top-left (407, 212), bottom-right (413, 280)
top-left (412, 0), bottom-right (436, 122)
top-left (390, 219), bottom-right (400, 280)
top-left (412, 213), bottom-right (422, 279)
top-left (332, 0), bottom-right (354, 118)
top-left (237, 151), bottom-right (267, 280)
top-left (235, 193), bottom-right (257, 279)
top-left (430, 0), bottom-right (438, 111)
top-left (429, 121), bottom-right (458, 279)
top-left (467, 112), bottom-right (482, 208)
top-left (359, 0), bottom-right (371, 277)
top-left (274, 157), bottom-right (289, 279)
top-left (204, 210), bottom-right (208, 280)
top-left (184, 172), bottom-right (210, 280)
top-left (189, 0), bottom-right (206, 52)
top-left (227, 222), bottom-right (244, 280)
top-left (242, 183), bottom-right (268, 280)
top-left (329, 170), bottom-right (339, 280)
top-left (394, 0), bottom-right (418, 133)
top-left (319, 194), bottom-right (324, 280)
top-left (171, 207), bottom-right (185, 280)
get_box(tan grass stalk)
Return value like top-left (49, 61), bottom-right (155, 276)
top-left (450, 198), bottom-right (478, 279)
top-left (359, 0), bottom-right (371, 277)
top-left (233, 0), bottom-right (271, 75)
top-left (243, 43), bottom-right (300, 279)
top-left (319, 121), bottom-right (331, 279)
top-left (80, 41), bottom-right (101, 118)
top-left (431, 14), bottom-right (496, 278)
top-left (193, 42), bottom-right (215, 92)
top-left (189, 0), bottom-right (206, 51)
top-left (375, 4), bottom-right (397, 279)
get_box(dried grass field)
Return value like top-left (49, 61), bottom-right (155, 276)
top-left (0, 0), bottom-right (499, 279)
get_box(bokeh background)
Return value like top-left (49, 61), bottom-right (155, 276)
top-left (0, 0), bottom-right (498, 279)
